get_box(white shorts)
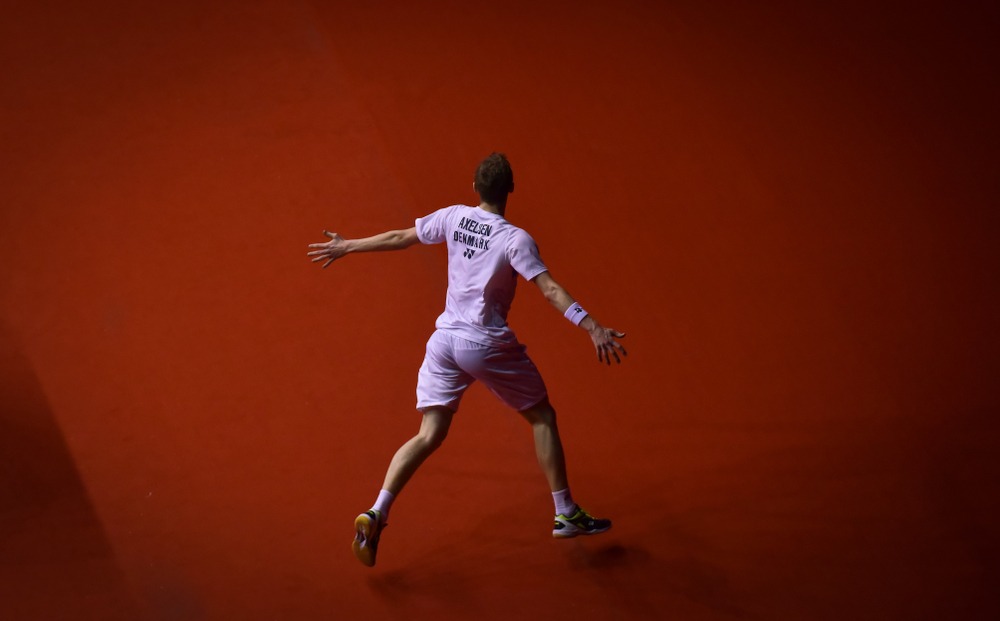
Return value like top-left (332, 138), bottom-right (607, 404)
top-left (416, 330), bottom-right (548, 413)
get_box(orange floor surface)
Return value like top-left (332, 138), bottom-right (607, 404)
top-left (2, 1), bottom-right (998, 619)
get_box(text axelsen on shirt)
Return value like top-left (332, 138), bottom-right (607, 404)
top-left (457, 217), bottom-right (493, 237)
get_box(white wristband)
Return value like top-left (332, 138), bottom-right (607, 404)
top-left (563, 302), bottom-right (588, 326)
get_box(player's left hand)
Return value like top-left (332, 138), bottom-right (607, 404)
top-left (589, 326), bottom-right (627, 365)
top-left (308, 230), bottom-right (348, 268)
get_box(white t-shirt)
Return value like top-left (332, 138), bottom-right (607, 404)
top-left (415, 204), bottom-right (548, 348)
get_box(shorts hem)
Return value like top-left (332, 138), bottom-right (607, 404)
top-left (516, 393), bottom-right (549, 413)
top-left (417, 403), bottom-right (459, 413)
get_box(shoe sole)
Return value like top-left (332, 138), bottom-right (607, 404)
top-left (552, 523), bottom-right (612, 538)
top-left (352, 513), bottom-right (378, 567)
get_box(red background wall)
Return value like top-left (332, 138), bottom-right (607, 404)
top-left (2, 1), bottom-right (997, 619)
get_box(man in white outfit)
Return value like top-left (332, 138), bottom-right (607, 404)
top-left (308, 153), bottom-right (627, 567)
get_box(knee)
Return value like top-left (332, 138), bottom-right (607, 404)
top-left (420, 426), bottom-right (447, 450)
top-left (417, 418), bottom-right (450, 450)
top-left (522, 401), bottom-right (557, 427)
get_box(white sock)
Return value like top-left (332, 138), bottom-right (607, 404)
top-left (552, 488), bottom-right (577, 516)
top-left (371, 489), bottom-right (395, 522)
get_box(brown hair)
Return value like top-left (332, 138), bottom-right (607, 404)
top-left (474, 152), bottom-right (514, 205)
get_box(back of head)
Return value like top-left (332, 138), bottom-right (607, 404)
top-left (474, 153), bottom-right (514, 206)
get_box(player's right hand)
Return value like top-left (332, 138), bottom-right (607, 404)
top-left (307, 230), bottom-right (348, 268)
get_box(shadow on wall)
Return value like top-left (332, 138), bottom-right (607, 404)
top-left (0, 320), bottom-right (138, 620)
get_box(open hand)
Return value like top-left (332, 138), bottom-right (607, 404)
top-left (308, 230), bottom-right (347, 268)
top-left (589, 326), bottom-right (627, 365)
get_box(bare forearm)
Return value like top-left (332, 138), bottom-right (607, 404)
top-left (545, 284), bottom-right (577, 315)
top-left (542, 281), bottom-right (600, 331)
top-left (531, 270), bottom-right (626, 363)
top-left (309, 226), bottom-right (417, 267)
top-left (346, 229), bottom-right (414, 254)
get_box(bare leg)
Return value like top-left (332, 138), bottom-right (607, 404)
top-left (518, 398), bottom-right (569, 492)
top-left (353, 409), bottom-right (453, 566)
top-left (381, 407), bottom-right (453, 496)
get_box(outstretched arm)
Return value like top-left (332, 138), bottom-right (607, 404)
top-left (308, 227), bottom-right (419, 268)
top-left (532, 271), bottom-right (628, 365)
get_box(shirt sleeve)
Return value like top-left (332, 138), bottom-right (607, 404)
top-left (415, 206), bottom-right (456, 244)
top-left (508, 229), bottom-right (548, 281)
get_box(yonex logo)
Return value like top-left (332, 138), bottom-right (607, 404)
top-left (573, 307), bottom-right (584, 314)
top-left (463, 248), bottom-right (476, 259)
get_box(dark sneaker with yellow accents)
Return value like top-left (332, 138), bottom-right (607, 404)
top-left (352, 510), bottom-right (385, 567)
top-left (552, 507), bottom-right (611, 538)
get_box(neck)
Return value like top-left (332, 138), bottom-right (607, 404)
top-left (478, 201), bottom-right (505, 217)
